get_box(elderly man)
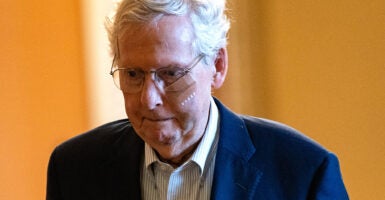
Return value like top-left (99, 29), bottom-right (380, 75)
top-left (46, 0), bottom-right (349, 199)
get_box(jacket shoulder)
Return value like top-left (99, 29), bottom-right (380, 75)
top-left (47, 119), bottom-right (144, 199)
top-left (241, 115), bottom-right (328, 156)
top-left (58, 119), bottom-right (131, 146)
top-left (239, 116), bottom-right (349, 199)
top-left (52, 119), bottom-right (135, 164)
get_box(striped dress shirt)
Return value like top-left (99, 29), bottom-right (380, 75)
top-left (141, 98), bottom-right (220, 200)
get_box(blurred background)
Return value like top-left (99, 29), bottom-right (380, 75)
top-left (0, 0), bottom-right (384, 199)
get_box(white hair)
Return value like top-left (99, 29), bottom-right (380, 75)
top-left (106, 0), bottom-right (230, 64)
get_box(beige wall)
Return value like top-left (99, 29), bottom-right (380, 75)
top-left (217, 0), bottom-right (385, 199)
top-left (0, 0), bottom-right (384, 199)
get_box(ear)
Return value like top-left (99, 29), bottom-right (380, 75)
top-left (211, 48), bottom-right (228, 89)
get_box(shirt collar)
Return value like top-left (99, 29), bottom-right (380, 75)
top-left (144, 97), bottom-right (219, 173)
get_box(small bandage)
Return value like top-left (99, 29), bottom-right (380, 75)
top-left (166, 74), bottom-right (197, 106)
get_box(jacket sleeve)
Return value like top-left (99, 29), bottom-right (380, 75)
top-left (46, 149), bottom-right (63, 200)
top-left (308, 153), bottom-right (349, 199)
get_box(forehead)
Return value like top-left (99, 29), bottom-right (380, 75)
top-left (117, 15), bottom-right (195, 67)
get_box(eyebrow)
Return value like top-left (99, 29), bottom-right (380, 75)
top-left (118, 63), bottom-right (186, 70)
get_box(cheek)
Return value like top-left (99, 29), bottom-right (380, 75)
top-left (171, 83), bottom-right (197, 107)
top-left (166, 73), bottom-right (198, 107)
top-left (166, 76), bottom-right (211, 128)
top-left (123, 94), bottom-right (140, 118)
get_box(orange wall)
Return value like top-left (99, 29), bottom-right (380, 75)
top-left (218, 0), bottom-right (385, 199)
top-left (268, 1), bottom-right (385, 199)
top-left (0, 1), bottom-right (87, 199)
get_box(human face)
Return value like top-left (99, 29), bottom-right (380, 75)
top-left (117, 16), bottom-right (215, 165)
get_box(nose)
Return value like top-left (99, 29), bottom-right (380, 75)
top-left (140, 75), bottom-right (163, 110)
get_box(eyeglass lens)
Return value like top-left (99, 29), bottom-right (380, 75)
top-left (111, 55), bottom-right (203, 94)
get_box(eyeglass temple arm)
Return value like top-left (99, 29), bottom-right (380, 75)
top-left (110, 38), bottom-right (121, 75)
top-left (109, 54), bottom-right (117, 75)
top-left (185, 54), bottom-right (205, 73)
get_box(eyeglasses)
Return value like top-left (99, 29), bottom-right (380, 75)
top-left (110, 54), bottom-right (204, 94)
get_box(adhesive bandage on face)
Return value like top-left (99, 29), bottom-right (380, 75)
top-left (180, 92), bottom-right (196, 106)
top-left (165, 73), bottom-right (197, 107)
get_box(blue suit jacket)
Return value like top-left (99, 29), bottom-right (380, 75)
top-left (47, 99), bottom-right (348, 200)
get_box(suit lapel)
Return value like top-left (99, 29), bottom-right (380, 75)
top-left (211, 99), bottom-right (264, 200)
top-left (98, 128), bottom-right (144, 200)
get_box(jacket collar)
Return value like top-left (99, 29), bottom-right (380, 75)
top-left (214, 98), bottom-right (255, 160)
top-left (211, 98), bottom-right (263, 199)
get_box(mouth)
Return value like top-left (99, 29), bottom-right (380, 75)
top-left (144, 117), bottom-right (173, 122)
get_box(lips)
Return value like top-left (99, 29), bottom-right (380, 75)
top-left (141, 117), bottom-right (174, 129)
top-left (145, 117), bottom-right (172, 122)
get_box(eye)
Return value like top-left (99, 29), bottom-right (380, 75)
top-left (158, 67), bottom-right (184, 78)
top-left (127, 69), bottom-right (138, 77)
top-left (121, 69), bottom-right (142, 79)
